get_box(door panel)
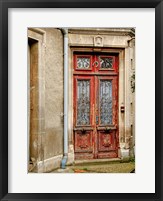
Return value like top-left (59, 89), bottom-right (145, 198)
top-left (73, 76), bottom-right (95, 159)
top-left (96, 76), bottom-right (118, 126)
top-left (74, 131), bottom-right (93, 152)
top-left (98, 131), bottom-right (116, 151)
top-left (74, 76), bottom-right (94, 127)
top-left (74, 130), bottom-right (94, 159)
top-left (96, 76), bottom-right (118, 158)
top-left (73, 53), bottom-right (118, 160)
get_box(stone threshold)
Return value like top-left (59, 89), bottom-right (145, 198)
top-left (74, 158), bottom-right (121, 166)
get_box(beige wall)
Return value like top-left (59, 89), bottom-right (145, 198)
top-left (42, 28), bottom-right (64, 159)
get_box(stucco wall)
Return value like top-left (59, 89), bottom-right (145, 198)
top-left (42, 28), bottom-right (64, 160)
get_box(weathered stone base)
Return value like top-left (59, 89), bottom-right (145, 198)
top-left (33, 146), bottom-right (74, 172)
top-left (67, 144), bottom-right (75, 165)
top-left (129, 146), bottom-right (135, 158)
top-left (120, 148), bottom-right (130, 159)
top-left (37, 154), bottom-right (63, 173)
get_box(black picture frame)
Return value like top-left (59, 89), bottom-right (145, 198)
top-left (0, 0), bottom-right (162, 200)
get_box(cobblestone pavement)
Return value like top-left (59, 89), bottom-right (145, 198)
top-left (51, 161), bottom-right (135, 173)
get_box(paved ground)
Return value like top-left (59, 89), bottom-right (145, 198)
top-left (51, 161), bottom-right (135, 173)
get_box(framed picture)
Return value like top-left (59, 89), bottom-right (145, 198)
top-left (0, 0), bottom-right (162, 200)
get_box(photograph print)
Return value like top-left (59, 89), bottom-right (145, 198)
top-left (28, 27), bottom-right (135, 173)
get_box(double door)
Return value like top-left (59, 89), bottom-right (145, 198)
top-left (73, 53), bottom-right (119, 160)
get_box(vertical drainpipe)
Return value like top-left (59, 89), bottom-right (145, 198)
top-left (61, 28), bottom-right (68, 169)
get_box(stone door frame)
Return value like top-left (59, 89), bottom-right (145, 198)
top-left (27, 28), bottom-right (46, 172)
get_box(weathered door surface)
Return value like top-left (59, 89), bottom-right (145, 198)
top-left (73, 53), bottom-right (119, 160)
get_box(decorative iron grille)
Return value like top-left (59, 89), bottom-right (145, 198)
top-left (77, 57), bottom-right (90, 69)
top-left (77, 80), bottom-right (90, 125)
top-left (100, 80), bottom-right (112, 125)
top-left (100, 57), bottom-right (113, 69)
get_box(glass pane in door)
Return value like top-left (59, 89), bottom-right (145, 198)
top-left (77, 80), bottom-right (90, 125)
top-left (99, 80), bottom-right (112, 125)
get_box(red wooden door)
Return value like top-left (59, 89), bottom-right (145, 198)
top-left (73, 53), bottom-right (119, 160)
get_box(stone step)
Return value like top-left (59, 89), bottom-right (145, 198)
top-left (74, 158), bottom-right (121, 166)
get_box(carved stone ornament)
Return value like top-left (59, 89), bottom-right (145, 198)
top-left (94, 36), bottom-right (103, 47)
